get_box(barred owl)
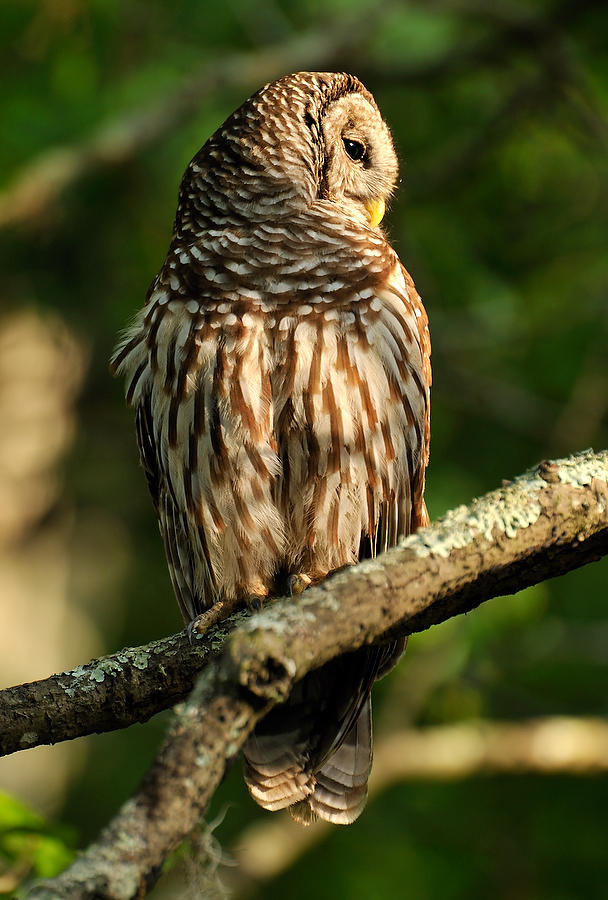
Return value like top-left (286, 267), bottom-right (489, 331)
top-left (112, 72), bottom-right (431, 825)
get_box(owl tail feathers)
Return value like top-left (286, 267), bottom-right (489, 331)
top-left (242, 750), bottom-right (315, 811)
top-left (292, 696), bottom-right (372, 825)
top-left (243, 697), bottom-right (372, 826)
top-left (242, 743), bottom-right (315, 812)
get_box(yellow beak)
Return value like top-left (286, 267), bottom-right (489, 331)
top-left (365, 197), bottom-right (386, 228)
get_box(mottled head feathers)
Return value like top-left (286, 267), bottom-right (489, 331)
top-left (174, 72), bottom-right (399, 238)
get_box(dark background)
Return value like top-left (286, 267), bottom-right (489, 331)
top-left (1, 1), bottom-right (607, 897)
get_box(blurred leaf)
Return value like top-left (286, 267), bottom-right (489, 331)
top-left (0, 792), bottom-right (74, 895)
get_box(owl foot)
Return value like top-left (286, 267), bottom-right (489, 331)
top-left (245, 594), bottom-right (265, 612)
top-left (187, 596), bottom-right (243, 640)
top-left (288, 573), bottom-right (312, 596)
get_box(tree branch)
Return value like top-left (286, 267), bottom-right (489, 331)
top-left (0, 631), bottom-right (233, 758)
top-left (16, 449), bottom-right (608, 899)
top-left (3, 449), bottom-right (607, 764)
top-left (25, 658), bottom-right (271, 900)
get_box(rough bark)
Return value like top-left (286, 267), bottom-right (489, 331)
top-left (0, 626), bottom-right (236, 757)
top-left (25, 660), bottom-right (272, 900)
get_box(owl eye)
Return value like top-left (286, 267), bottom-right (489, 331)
top-left (342, 138), bottom-right (367, 162)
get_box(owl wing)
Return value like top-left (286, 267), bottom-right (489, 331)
top-left (401, 261), bottom-right (432, 532)
top-left (134, 393), bottom-right (205, 622)
top-left (112, 299), bottom-right (217, 624)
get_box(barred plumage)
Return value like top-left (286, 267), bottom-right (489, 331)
top-left (112, 71), bottom-right (431, 825)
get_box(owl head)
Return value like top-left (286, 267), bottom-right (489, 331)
top-left (175, 72), bottom-right (399, 237)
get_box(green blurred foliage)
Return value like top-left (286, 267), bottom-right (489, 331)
top-left (1, 0), bottom-right (607, 897)
top-left (0, 791), bottom-right (74, 896)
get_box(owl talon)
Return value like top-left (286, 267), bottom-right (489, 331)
top-left (288, 573), bottom-right (312, 596)
top-left (245, 594), bottom-right (265, 612)
top-left (186, 597), bottom-right (242, 641)
top-left (186, 617), bottom-right (203, 643)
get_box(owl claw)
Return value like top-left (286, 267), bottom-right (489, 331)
top-left (245, 594), bottom-right (265, 612)
top-left (186, 596), bottom-right (242, 641)
top-left (186, 617), bottom-right (201, 643)
top-left (288, 573), bottom-right (312, 596)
